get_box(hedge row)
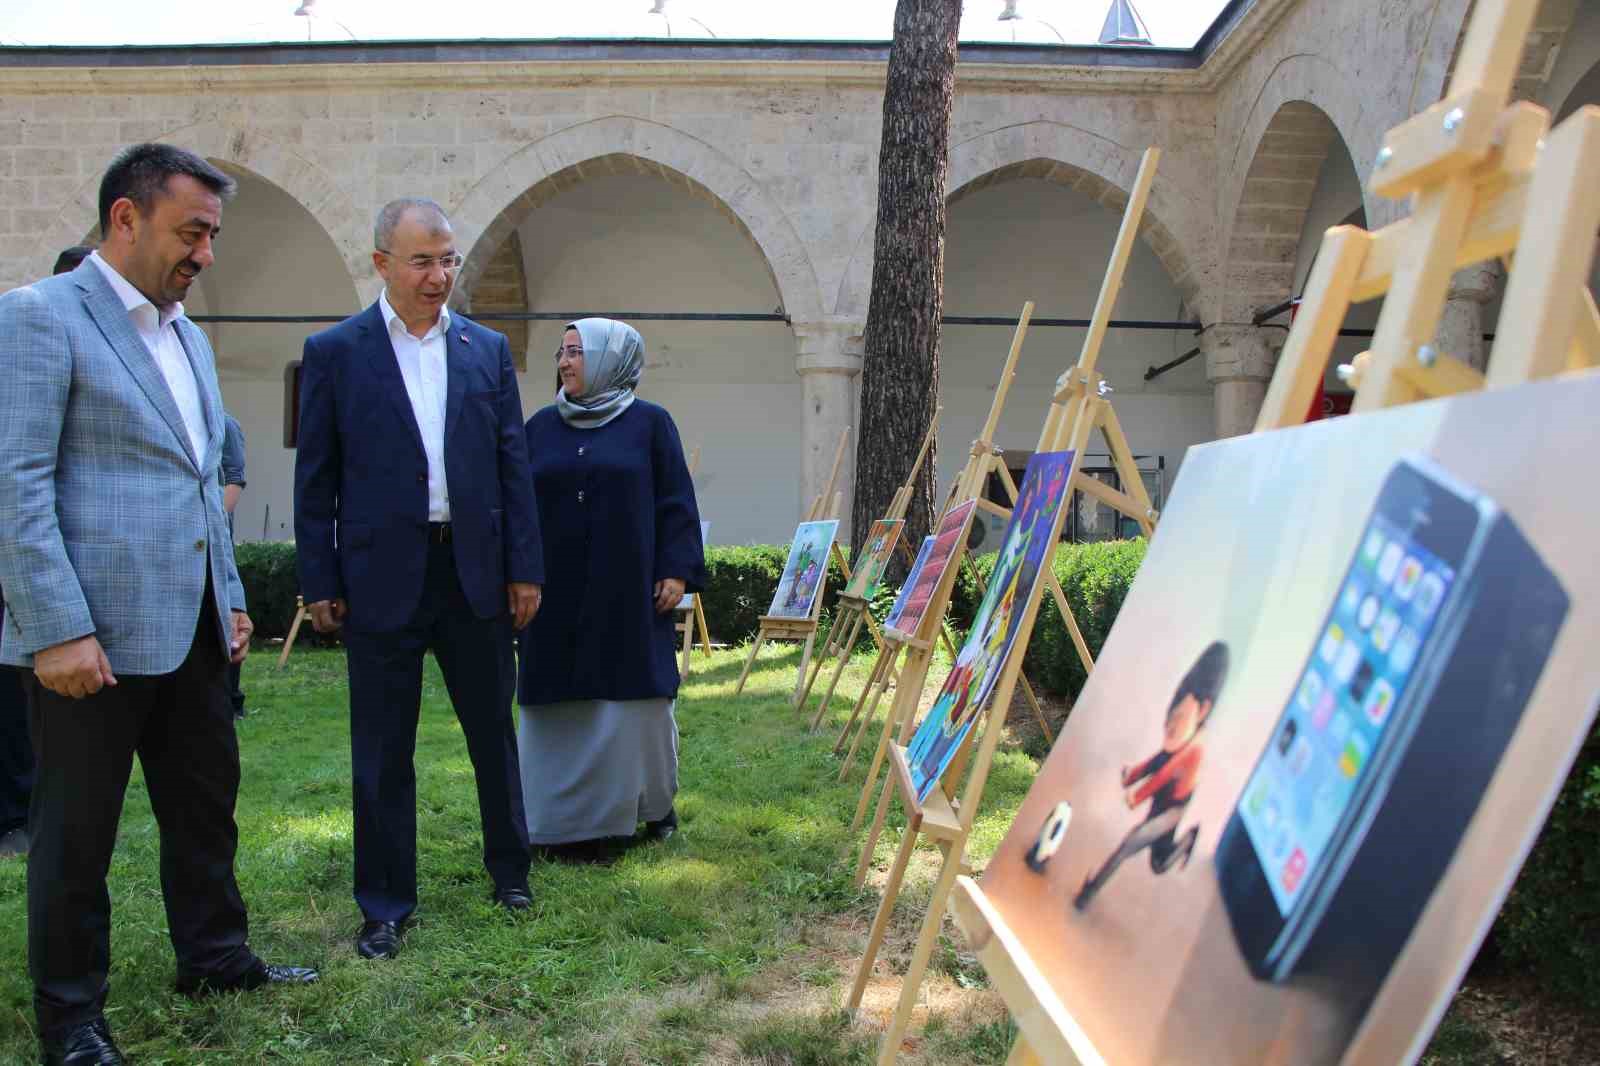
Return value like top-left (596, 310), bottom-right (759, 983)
top-left (233, 536), bottom-right (1600, 1007)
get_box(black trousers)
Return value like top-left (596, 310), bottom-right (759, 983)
top-left (26, 587), bottom-right (254, 1037)
top-left (0, 663), bottom-right (31, 834)
top-left (341, 538), bottom-right (529, 924)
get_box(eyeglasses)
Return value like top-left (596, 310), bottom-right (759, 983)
top-left (377, 249), bottom-right (465, 272)
top-left (555, 345), bottom-right (584, 359)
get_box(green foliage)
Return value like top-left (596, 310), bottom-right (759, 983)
top-left (1486, 722), bottom-right (1600, 1009)
top-left (698, 544), bottom-right (847, 646)
top-left (232, 540), bottom-right (308, 641)
top-left (952, 539), bottom-right (1148, 701)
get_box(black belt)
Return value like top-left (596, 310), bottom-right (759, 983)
top-left (427, 521), bottom-right (452, 544)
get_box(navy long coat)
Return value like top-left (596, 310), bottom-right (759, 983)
top-left (516, 399), bottom-right (706, 706)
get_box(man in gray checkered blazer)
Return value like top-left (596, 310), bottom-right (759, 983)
top-left (0, 144), bottom-right (316, 1066)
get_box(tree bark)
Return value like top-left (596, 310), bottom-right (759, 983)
top-left (851, 0), bottom-right (961, 564)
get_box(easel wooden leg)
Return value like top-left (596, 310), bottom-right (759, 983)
top-left (277, 599), bottom-right (307, 668)
top-left (855, 768), bottom-right (899, 887)
top-left (850, 681), bottom-right (904, 829)
top-left (848, 814), bottom-right (920, 1012)
top-left (799, 605), bottom-right (859, 715)
top-left (809, 610), bottom-right (865, 732)
top-left (734, 630), bottom-right (768, 695)
top-left (679, 608), bottom-right (694, 676)
top-left (1015, 672), bottom-right (1054, 746)
top-left (876, 837), bottom-right (967, 1066)
top-left (694, 596), bottom-right (713, 657)
top-left (836, 643), bottom-right (893, 759)
top-left (792, 626), bottom-right (820, 704)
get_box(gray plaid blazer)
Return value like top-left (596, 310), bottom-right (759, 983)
top-left (0, 260), bottom-right (244, 675)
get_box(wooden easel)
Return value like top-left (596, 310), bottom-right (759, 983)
top-left (733, 428), bottom-right (854, 701)
top-left (798, 410), bottom-right (941, 728)
top-left (846, 147), bottom-right (1175, 1066)
top-left (846, 147), bottom-right (1165, 851)
top-left (278, 594), bottom-right (307, 668)
top-left (835, 304), bottom-right (1054, 823)
top-left (950, 2), bottom-right (1600, 1060)
top-left (676, 447), bottom-right (714, 676)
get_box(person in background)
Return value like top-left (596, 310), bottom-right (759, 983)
top-left (0, 247), bottom-right (88, 860)
top-left (221, 412), bottom-right (248, 719)
top-left (516, 318), bottom-right (705, 863)
top-left (0, 144), bottom-right (316, 1066)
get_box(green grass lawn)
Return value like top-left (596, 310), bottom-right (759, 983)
top-left (0, 644), bottom-right (1518, 1064)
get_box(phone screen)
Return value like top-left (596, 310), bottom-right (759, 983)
top-left (1236, 512), bottom-right (1458, 916)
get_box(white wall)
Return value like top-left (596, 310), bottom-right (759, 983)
top-left (204, 166), bottom-right (360, 543)
top-left (938, 178), bottom-right (1211, 507)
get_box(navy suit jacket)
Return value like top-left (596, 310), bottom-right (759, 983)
top-left (293, 303), bottom-right (542, 633)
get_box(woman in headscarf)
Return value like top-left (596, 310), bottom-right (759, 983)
top-left (515, 318), bottom-right (706, 861)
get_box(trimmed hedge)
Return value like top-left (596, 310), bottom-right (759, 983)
top-left (1485, 722), bottom-right (1600, 1009)
top-left (233, 536), bottom-right (1600, 1007)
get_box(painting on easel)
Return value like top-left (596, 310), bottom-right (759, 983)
top-left (974, 375), bottom-right (1600, 1065)
top-left (905, 451), bottom-right (1074, 802)
top-left (842, 519), bottom-right (905, 600)
top-left (884, 500), bottom-right (977, 638)
top-left (767, 520), bottom-right (839, 619)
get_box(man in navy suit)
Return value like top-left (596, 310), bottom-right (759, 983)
top-left (294, 198), bottom-right (543, 961)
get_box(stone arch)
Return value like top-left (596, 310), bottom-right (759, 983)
top-left (1218, 98), bottom-right (1355, 323)
top-left (832, 121), bottom-right (1207, 319)
top-left (30, 123), bottom-right (367, 291)
top-left (451, 116), bottom-right (823, 321)
top-left (1439, 0), bottom-right (1588, 110)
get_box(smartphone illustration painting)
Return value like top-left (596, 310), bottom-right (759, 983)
top-left (1215, 455), bottom-right (1568, 997)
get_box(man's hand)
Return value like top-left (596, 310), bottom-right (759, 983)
top-left (230, 611), bottom-right (254, 664)
top-left (223, 484), bottom-right (242, 515)
top-left (1124, 788), bottom-right (1140, 810)
top-left (653, 578), bottom-right (686, 615)
top-left (508, 582), bottom-right (542, 629)
top-left (307, 598), bottom-right (347, 633)
top-left (34, 634), bottom-right (117, 699)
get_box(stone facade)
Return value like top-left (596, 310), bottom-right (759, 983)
top-left (0, 0), bottom-right (1594, 538)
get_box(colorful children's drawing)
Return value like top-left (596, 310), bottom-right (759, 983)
top-left (975, 375), bottom-right (1600, 1065)
top-left (767, 520), bottom-right (840, 619)
top-left (883, 500), bottom-right (977, 639)
top-left (906, 452), bottom-right (1075, 802)
top-left (842, 519), bottom-right (905, 600)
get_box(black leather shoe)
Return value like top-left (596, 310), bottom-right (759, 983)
top-left (39, 1018), bottom-right (124, 1065)
top-left (356, 919), bottom-right (402, 959)
top-left (643, 807), bottom-right (678, 842)
top-left (493, 885), bottom-right (534, 912)
top-left (177, 958), bottom-right (320, 998)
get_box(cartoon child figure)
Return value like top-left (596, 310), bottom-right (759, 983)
top-left (1072, 641), bottom-right (1230, 910)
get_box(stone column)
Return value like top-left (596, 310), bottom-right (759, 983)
top-left (1432, 262), bottom-right (1502, 373)
top-left (1202, 324), bottom-right (1283, 440)
top-left (791, 319), bottom-right (864, 526)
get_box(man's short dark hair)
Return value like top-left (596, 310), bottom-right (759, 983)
top-left (1169, 641), bottom-right (1230, 716)
top-left (98, 143), bottom-right (237, 239)
top-left (52, 245), bottom-right (94, 275)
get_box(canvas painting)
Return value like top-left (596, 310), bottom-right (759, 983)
top-left (842, 519), bottom-right (905, 600)
top-left (883, 500), bottom-right (977, 640)
top-left (976, 372), bottom-right (1600, 1066)
top-left (680, 520), bottom-right (712, 611)
top-left (905, 451), bottom-right (1075, 802)
top-left (766, 519), bottom-right (839, 619)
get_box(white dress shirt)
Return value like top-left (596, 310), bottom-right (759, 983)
top-left (89, 252), bottom-right (209, 465)
top-left (379, 290), bottom-right (452, 522)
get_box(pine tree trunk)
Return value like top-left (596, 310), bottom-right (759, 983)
top-left (852, 0), bottom-right (961, 563)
